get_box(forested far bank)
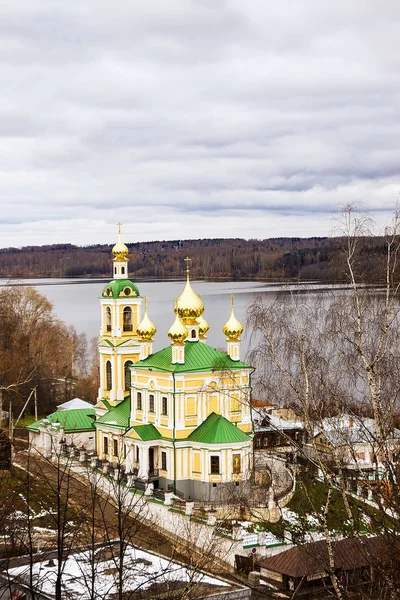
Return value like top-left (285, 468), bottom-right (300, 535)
top-left (0, 235), bottom-right (394, 282)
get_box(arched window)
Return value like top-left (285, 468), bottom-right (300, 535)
top-left (191, 329), bottom-right (196, 339)
top-left (124, 360), bottom-right (133, 391)
top-left (121, 266), bottom-right (125, 275)
top-left (106, 361), bottom-right (112, 391)
top-left (106, 307), bottom-right (112, 332)
top-left (123, 307), bottom-right (133, 332)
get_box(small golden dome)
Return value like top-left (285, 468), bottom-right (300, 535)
top-left (197, 314), bottom-right (209, 339)
top-left (176, 257), bottom-right (204, 324)
top-left (223, 295), bottom-right (243, 341)
top-left (112, 223), bottom-right (129, 261)
top-left (137, 298), bottom-right (156, 341)
top-left (168, 313), bottom-right (188, 344)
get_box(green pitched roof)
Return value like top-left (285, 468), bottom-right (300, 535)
top-left (130, 424), bottom-right (162, 441)
top-left (27, 409), bottom-right (96, 433)
top-left (96, 397), bottom-right (131, 429)
top-left (101, 279), bottom-right (140, 299)
top-left (133, 341), bottom-right (251, 373)
top-left (187, 412), bottom-right (251, 444)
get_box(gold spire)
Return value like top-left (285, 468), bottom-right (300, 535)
top-left (176, 257), bottom-right (204, 324)
top-left (222, 295), bottom-right (243, 341)
top-left (137, 297), bottom-right (156, 341)
top-left (168, 299), bottom-right (188, 344)
top-left (112, 222), bottom-right (129, 261)
top-left (196, 314), bottom-right (209, 339)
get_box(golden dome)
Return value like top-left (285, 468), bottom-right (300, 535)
top-left (196, 314), bottom-right (209, 339)
top-left (223, 295), bottom-right (243, 341)
top-left (176, 257), bottom-right (204, 324)
top-left (112, 223), bottom-right (129, 261)
top-left (168, 313), bottom-right (188, 345)
top-left (136, 297), bottom-right (156, 341)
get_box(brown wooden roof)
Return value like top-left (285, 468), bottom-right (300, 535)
top-left (259, 536), bottom-right (394, 578)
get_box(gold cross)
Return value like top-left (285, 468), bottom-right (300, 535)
top-left (184, 256), bottom-right (191, 274)
top-left (230, 294), bottom-right (234, 310)
top-left (117, 222), bottom-right (122, 235)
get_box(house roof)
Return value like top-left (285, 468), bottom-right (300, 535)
top-left (96, 397), bottom-right (131, 429)
top-left (130, 424), bottom-right (163, 441)
top-left (133, 340), bottom-right (251, 373)
top-left (187, 412), bottom-right (251, 444)
top-left (27, 409), bottom-right (96, 433)
top-left (57, 398), bottom-right (94, 411)
top-left (259, 536), bottom-right (392, 578)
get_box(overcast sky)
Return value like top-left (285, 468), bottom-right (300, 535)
top-left (1, 0), bottom-right (399, 248)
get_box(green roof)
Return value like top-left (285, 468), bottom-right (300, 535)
top-left (133, 341), bottom-right (251, 373)
top-left (96, 397), bottom-right (131, 429)
top-left (130, 424), bottom-right (162, 441)
top-left (187, 412), bottom-right (251, 444)
top-left (101, 279), bottom-right (140, 299)
top-left (27, 409), bottom-right (96, 433)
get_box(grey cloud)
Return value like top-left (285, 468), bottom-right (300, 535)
top-left (0, 0), bottom-right (399, 247)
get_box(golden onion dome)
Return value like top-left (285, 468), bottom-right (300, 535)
top-left (223, 295), bottom-right (243, 341)
top-left (196, 314), bottom-right (209, 339)
top-left (136, 298), bottom-right (156, 341)
top-left (176, 257), bottom-right (204, 324)
top-left (168, 313), bottom-right (188, 345)
top-left (112, 223), bottom-right (129, 261)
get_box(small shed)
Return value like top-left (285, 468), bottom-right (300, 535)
top-left (258, 535), bottom-right (395, 597)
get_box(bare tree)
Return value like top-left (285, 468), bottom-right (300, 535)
top-left (246, 206), bottom-right (400, 599)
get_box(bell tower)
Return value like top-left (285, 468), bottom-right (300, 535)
top-left (97, 225), bottom-right (156, 406)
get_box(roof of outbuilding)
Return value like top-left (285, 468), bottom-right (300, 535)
top-left (259, 536), bottom-right (392, 578)
top-left (27, 409), bottom-right (96, 433)
top-left (133, 340), bottom-right (251, 373)
top-left (96, 397), bottom-right (131, 429)
top-left (187, 412), bottom-right (251, 444)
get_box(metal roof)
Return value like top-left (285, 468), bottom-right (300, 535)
top-left (130, 424), bottom-right (163, 441)
top-left (27, 408), bottom-right (96, 433)
top-left (187, 412), bottom-right (251, 444)
top-left (96, 396), bottom-right (131, 429)
top-left (133, 340), bottom-right (251, 373)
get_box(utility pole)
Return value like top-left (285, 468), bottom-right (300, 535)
top-left (34, 387), bottom-right (38, 421)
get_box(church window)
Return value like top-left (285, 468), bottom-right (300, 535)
top-left (113, 439), bottom-right (118, 457)
top-left (233, 454), bottom-right (241, 474)
top-left (162, 396), bottom-right (168, 416)
top-left (124, 287), bottom-right (131, 296)
top-left (123, 307), bottom-right (133, 331)
top-left (210, 456), bottom-right (220, 475)
top-left (149, 394), bottom-right (155, 412)
top-left (103, 437), bottom-right (109, 455)
top-left (137, 392), bottom-right (142, 410)
top-left (191, 329), bottom-right (196, 339)
top-left (106, 307), bottom-right (112, 332)
top-left (161, 451), bottom-right (167, 471)
top-left (124, 361), bottom-right (133, 390)
top-left (121, 267), bottom-right (125, 275)
top-left (106, 361), bottom-right (112, 391)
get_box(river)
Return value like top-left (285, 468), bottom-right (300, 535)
top-left (0, 277), bottom-right (349, 358)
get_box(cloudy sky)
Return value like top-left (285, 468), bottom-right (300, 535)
top-left (1, 0), bottom-right (399, 248)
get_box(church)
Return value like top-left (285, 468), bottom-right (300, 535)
top-left (94, 228), bottom-right (254, 500)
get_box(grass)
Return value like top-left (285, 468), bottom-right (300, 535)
top-left (253, 471), bottom-right (388, 543)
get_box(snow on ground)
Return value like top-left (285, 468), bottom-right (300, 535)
top-left (9, 545), bottom-right (229, 599)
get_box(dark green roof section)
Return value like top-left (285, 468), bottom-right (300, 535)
top-left (133, 341), bottom-right (251, 373)
top-left (131, 424), bottom-right (162, 441)
top-left (96, 396), bottom-right (131, 429)
top-left (187, 412), bottom-right (251, 444)
top-left (27, 409), bottom-right (96, 433)
top-left (101, 279), bottom-right (140, 299)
